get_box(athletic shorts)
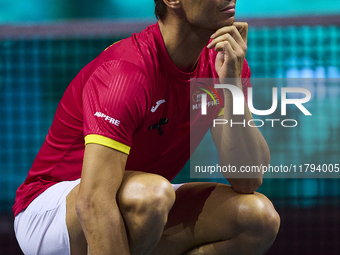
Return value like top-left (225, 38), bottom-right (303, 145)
top-left (14, 179), bottom-right (183, 255)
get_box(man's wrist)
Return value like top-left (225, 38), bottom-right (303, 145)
top-left (219, 77), bottom-right (243, 89)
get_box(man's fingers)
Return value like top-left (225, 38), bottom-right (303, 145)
top-left (210, 22), bottom-right (248, 44)
top-left (214, 41), bottom-right (234, 68)
top-left (232, 22), bottom-right (248, 44)
top-left (209, 25), bottom-right (247, 50)
top-left (207, 32), bottom-right (247, 54)
top-left (207, 33), bottom-right (238, 50)
top-left (214, 41), bottom-right (233, 53)
top-left (213, 40), bottom-right (244, 61)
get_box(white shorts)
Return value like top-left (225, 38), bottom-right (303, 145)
top-left (14, 179), bottom-right (81, 255)
top-left (14, 179), bottom-right (183, 255)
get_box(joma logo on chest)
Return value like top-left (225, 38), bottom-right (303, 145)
top-left (151, 99), bottom-right (166, 112)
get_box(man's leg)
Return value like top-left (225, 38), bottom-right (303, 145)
top-left (116, 171), bottom-right (176, 255)
top-left (152, 182), bottom-right (280, 255)
top-left (66, 171), bottom-right (176, 255)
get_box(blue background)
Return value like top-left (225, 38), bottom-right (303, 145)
top-left (1, 0), bottom-right (340, 23)
top-left (0, 0), bottom-right (339, 217)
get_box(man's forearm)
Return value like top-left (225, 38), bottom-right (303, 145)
top-left (76, 198), bottom-right (130, 255)
top-left (218, 86), bottom-right (270, 192)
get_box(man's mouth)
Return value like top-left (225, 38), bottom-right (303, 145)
top-left (220, 4), bottom-right (236, 13)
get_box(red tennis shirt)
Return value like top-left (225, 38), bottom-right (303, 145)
top-left (13, 22), bottom-right (251, 216)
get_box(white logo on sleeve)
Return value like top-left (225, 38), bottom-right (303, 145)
top-left (151, 99), bottom-right (166, 112)
top-left (94, 112), bottom-right (120, 126)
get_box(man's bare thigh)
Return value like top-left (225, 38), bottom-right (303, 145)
top-left (152, 182), bottom-right (272, 255)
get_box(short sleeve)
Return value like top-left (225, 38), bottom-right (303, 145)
top-left (83, 60), bottom-right (150, 154)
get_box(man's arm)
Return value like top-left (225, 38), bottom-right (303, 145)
top-left (211, 109), bottom-right (270, 193)
top-left (208, 23), bottom-right (270, 193)
top-left (75, 143), bottom-right (129, 255)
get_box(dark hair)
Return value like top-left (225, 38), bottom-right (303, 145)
top-left (154, 0), bottom-right (167, 19)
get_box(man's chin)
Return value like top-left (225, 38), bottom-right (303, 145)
top-left (193, 17), bottom-right (235, 32)
top-left (221, 16), bottom-right (235, 27)
top-left (210, 17), bottom-right (235, 30)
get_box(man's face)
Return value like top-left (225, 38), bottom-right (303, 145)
top-left (180, 0), bottom-right (236, 30)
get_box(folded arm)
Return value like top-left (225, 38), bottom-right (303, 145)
top-left (208, 22), bottom-right (270, 193)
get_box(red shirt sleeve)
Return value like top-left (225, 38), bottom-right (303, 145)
top-left (241, 59), bottom-right (252, 102)
top-left (83, 60), bottom-right (150, 154)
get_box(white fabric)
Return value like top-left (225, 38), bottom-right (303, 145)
top-left (14, 179), bottom-right (80, 255)
top-left (172, 183), bottom-right (184, 192)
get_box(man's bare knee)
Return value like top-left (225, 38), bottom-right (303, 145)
top-left (118, 173), bottom-right (176, 219)
top-left (117, 173), bottom-right (175, 254)
top-left (237, 193), bottom-right (280, 246)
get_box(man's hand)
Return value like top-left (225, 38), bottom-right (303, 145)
top-left (207, 22), bottom-right (248, 79)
